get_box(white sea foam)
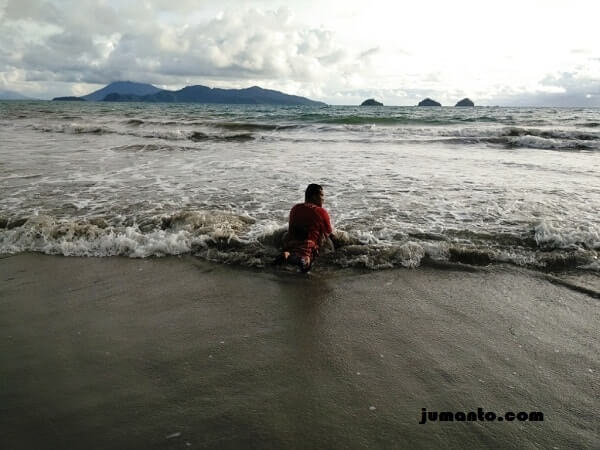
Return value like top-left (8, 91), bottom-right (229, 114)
top-left (1, 216), bottom-right (598, 271)
top-left (534, 220), bottom-right (600, 250)
top-left (0, 213), bottom-right (248, 258)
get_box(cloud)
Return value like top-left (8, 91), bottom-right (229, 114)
top-left (483, 67), bottom-right (600, 107)
top-left (1, 0), bottom-right (599, 104)
top-left (0, 1), bottom-right (376, 98)
top-left (321, 66), bottom-right (600, 106)
top-left (358, 47), bottom-right (379, 60)
top-left (541, 70), bottom-right (600, 92)
top-left (3, 0), bottom-right (60, 23)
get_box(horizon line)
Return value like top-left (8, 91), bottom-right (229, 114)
top-left (1, 98), bottom-right (599, 108)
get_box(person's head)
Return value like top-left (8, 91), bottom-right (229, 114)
top-left (305, 183), bottom-right (324, 207)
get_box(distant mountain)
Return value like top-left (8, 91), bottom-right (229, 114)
top-left (0, 89), bottom-right (34, 100)
top-left (81, 81), bottom-right (162, 101)
top-left (103, 85), bottom-right (327, 106)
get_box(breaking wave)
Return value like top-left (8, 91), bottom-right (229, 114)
top-left (125, 118), bottom-right (145, 126)
top-left (121, 119), bottom-right (299, 131)
top-left (111, 143), bottom-right (198, 152)
top-left (1, 213), bottom-right (597, 272)
top-left (29, 123), bottom-right (258, 142)
top-left (25, 117), bottom-right (600, 151)
top-left (421, 126), bottom-right (600, 150)
top-left (31, 123), bottom-right (117, 135)
top-left (189, 131), bottom-right (254, 142)
top-left (210, 122), bottom-right (299, 131)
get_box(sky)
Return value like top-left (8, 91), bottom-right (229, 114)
top-left (0, 0), bottom-right (598, 105)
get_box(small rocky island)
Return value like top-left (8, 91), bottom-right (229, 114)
top-left (455, 98), bottom-right (475, 107)
top-left (418, 98), bottom-right (441, 106)
top-left (360, 98), bottom-right (383, 106)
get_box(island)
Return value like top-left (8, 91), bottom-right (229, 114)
top-left (52, 81), bottom-right (326, 106)
top-left (455, 98), bottom-right (475, 107)
top-left (360, 98), bottom-right (383, 106)
top-left (52, 96), bottom-right (86, 101)
top-left (418, 98), bottom-right (442, 106)
top-left (82, 81), bottom-right (161, 101)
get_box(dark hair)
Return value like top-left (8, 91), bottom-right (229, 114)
top-left (305, 183), bottom-right (323, 201)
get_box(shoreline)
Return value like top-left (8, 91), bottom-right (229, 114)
top-left (1, 253), bottom-right (598, 448)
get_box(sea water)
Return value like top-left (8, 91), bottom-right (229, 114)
top-left (1, 101), bottom-right (598, 272)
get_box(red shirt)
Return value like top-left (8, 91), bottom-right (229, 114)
top-left (284, 202), bottom-right (333, 259)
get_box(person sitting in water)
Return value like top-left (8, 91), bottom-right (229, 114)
top-left (276, 183), bottom-right (333, 272)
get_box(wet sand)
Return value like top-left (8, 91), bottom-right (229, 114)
top-left (0, 253), bottom-right (598, 449)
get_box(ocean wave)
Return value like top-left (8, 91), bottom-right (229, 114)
top-left (125, 118), bottom-right (145, 126)
top-left (265, 134), bottom-right (599, 151)
top-left (503, 136), bottom-right (596, 150)
top-left (501, 127), bottom-right (600, 141)
top-left (119, 119), bottom-right (301, 131)
top-left (459, 116), bottom-right (505, 123)
top-left (322, 116), bottom-right (456, 126)
top-left (210, 122), bottom-right (280, 131)
top-left (1, 213), bottom-right (598, 272)
top-left (59, 115), bottom-right (83, 120)
top-left (189, 131), bottom-right (254, 142)
top-left (0, 212), bottom-right (256, 258)
top-left (124, 129), bottom-right (255, 142)
top-left (297, 113), bottom-right (514, 126)
top-left (111, 143), bottom-right (198, 152)
top-left (534, 220), bottom-right (600, 251)
top-left (423, 126), bottom-right (600, 142)
top-left (28, 121), bottom-right (257, 142)
top-left (414, 126), bottom-right (600, 150)
top-left (253, 124), bottom-right (600, 150)
top-left (444, 229), bottom-right (538, 248)
top-left (25, 117), bottom-right (600, 151)
top-left (0, 214), bottom-right (427, 268)
top-left (31, 123), bottom-right (117, 135)
top-left (135, 129), bottom-right (189, 140)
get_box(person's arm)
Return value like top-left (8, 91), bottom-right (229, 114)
top-left (321, 208), bottom-right (333, 235)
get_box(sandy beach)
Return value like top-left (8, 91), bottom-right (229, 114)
top-left (0, 253), bottom-right (598, 449)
